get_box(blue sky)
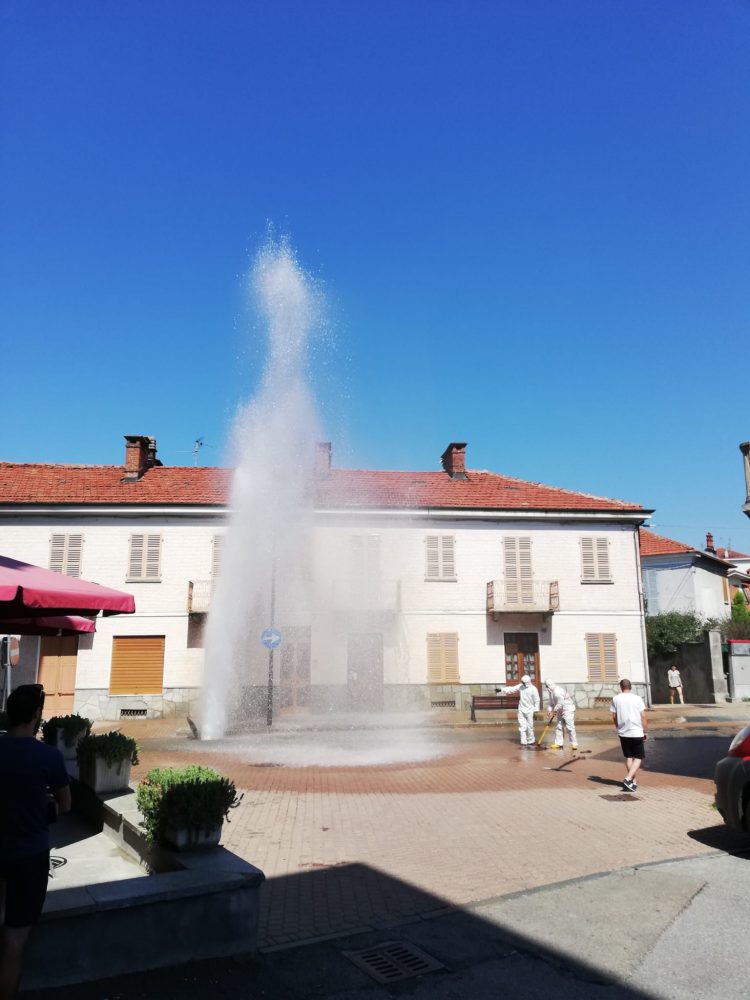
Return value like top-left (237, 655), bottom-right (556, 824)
top-left (2, 1), bottom-right (749, 552)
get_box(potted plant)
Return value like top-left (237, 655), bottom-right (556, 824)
top-left (136, 765), bottom-right (241, 850)
top-left (42, 714), bottom-right (93, 760)
top-left (77, 730), bottom-right (139, 793)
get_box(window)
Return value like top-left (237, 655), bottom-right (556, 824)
top-left (503, 536), bottom-right (533, 603)
top-left (425, 535), bottom-right (456, 581)
top-left (581, 537), bottom-right (611, 582)
top-left (49, 533), bottom-right (83, 577)
top-left (127, 534), bottom-right (162, 582)
top-left (426, 632), bottom-right (460, 683)
top-left (585, 633), bottom-right (618, 681)
top-left (109, 636), bottom-right (165, 694)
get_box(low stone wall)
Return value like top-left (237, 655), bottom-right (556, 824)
top-left (22, 785), bottom-right (265, 992)
top-left (75, 687), bottom-right (200, 721)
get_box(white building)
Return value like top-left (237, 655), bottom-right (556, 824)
top-left (0, 436), bottom-right (652, 719)
top-left (639, 528), bottom-right (738, 620)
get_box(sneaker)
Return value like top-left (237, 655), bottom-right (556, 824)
top-left (571, 744), bottom-right (578, 750)
top-left (623, 779), bottom-right (636, 792)
top-left (549, 744), bottom-right (563, 750)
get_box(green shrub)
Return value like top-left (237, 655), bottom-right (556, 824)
top-left (646, 612), bottom-right (708, 658)
top-left (77, 730), bottom-right (139, 768)
top-left (136, 765), bottom-right (241, 845)
top-left (41, 714), bottom-right (92, 746)
top-left (731, 590), bottom-right (750, 622)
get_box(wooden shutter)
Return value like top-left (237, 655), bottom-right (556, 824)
top-left (441, 536), bottom-right (455, 578)
top-left (50, 534), bottom-right (67, 574)
top-left (504, 537), bottom-right (532, 602)
top-left (582, 538), bottom-right (610, 581)
top-left (66, 534), bottom-right (83, 577)
top-left (425, 536), bottom-right (440, 579)
top-left (585, 633), bottom-right (618, 681)
top-left (212, 535), bottom-right (223, 581)
top-left (128, 534), bottom-right (161, 580)
top-left (50, 534), bottom-right (83, 577)
top-left (109, 636), bottom-right (165, 694)
top-left (426, 633), bottom-right (459, 683)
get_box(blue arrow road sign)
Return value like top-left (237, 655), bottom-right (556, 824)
top-left (261, 627), bottom-right (282, 650)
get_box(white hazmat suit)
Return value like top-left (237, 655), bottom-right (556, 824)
top-left (545, 680), bottom-right (577, 750)
top-left (500, 675), bottom-right (540, 746)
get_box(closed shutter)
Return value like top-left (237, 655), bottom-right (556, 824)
top-left (440, 536), bottom-right (455, 578)
top-left (50, 534), bottom-right (83, 577)
top-left (351, 535), bottom-right (381, 578)
top-left (212, 535), bottom-right (223, 581)
top-left (50, 534), bottom-right (67, 574)
top-left (504, 537), bottom-right (532, 603)
top-left (426, 632), bottom-right (459, 683)
top-left (128, 534), bottom-right (162, 581)
top-left (585, 633), bottom-right (618, 681)
top-left (581, 537), bottom-right (610, 581)
top-left (425, 535), bottom-right (456, 580)
top-left (109, 636), bottom-right (165, 694)
top-left (425, 536), bottom-right (441, 579)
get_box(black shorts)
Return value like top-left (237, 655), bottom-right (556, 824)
top-left (0, 850), bottom-right (50, 928)
top-left (619, 736), bottom-right (645, 760)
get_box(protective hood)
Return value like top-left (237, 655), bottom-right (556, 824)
top-left (521, 674), bottom-right (531, 685)
top-left (545, 679), bottom-right (555, 691)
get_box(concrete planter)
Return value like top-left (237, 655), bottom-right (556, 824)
top-left (80, 757), bottom-right (133, 794)
top-left (162, 823), bottom-right (223, 851)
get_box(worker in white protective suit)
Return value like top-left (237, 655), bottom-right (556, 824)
top-left (498, 674), bottom-right (540, 747)
top-left (545, 679), bottom-right (578, 750)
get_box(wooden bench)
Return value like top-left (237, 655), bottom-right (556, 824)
top-left (470, 693), bottom-right (520, 722)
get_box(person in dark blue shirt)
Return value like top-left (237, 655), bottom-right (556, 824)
top-left (0, 684), bottom-right (70, 1000)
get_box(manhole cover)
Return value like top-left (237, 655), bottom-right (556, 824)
top-left (343, 941), bottom-right (444, 984)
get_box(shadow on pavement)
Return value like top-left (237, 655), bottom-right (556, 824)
top-left (687, 824), bottom-right (750, 857)
top-left (24, 863), bottom-right (657, 999)
top-left (587, 775), bottom-right (625, 788)
top-left (591, 735), bottom-right (730, 781)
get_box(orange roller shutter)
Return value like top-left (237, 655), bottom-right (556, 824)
top-left (110, 636), bottom-right (165, 694)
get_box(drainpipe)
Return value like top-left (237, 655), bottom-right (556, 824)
top-left (633, 527), bottom-right (652, 707)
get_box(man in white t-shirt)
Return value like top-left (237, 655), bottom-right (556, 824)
top-left (610, 678), bottom-right (648, 792)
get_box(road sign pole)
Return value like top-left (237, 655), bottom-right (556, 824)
top-left (266, 559), bottom-right (276, 727)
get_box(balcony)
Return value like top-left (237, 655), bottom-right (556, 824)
top-left (486, 579), bottom-right (559, 615)
top-left (187, 579), bottom-right (213, 614)
top-left (330, 578), bottom-right (402, 614)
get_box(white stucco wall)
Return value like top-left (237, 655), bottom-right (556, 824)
top-left (0, 510), bottom-right (647, 717)
top-left (641, 555), bottom-right (730, 620)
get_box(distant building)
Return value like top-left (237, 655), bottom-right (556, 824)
top-left (0, 436), bottom-right (652, 719)
top-left (639, 528), bottom-right (750, 619)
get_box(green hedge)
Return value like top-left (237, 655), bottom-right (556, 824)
top-left (136, 765), bottom-right (240, 845)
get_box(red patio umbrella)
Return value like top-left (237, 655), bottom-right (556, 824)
top-left (0, 615), bottom-right (97, 636)
top-left (0, 554), bottom-right (135, 618)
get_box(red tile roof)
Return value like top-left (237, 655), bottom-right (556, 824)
top-left (0, 461), bottom-right (645, 513)
top-left (639, 528), bottom-right (739, 565)
top-left (639, 529), bottom-right (694, 557)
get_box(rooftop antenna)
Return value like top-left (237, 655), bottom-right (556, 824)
top-left (193, 438), bottom-right (204, 466)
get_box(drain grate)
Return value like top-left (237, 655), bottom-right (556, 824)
top-left (343, 941), bottom-right (444, 984)
top-left (120, 708), bottom-right (147, 718)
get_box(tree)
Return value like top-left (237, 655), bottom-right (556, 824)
top-left (645, 612), bottom-right (708, 658)
top-left (731, 590), bottom-right (750, 622)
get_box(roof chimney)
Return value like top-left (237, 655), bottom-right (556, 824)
top-left (315, 441), bottom-right (332, 478)
top-left (122, 435), bottom-right (161, 482)
top-left (705, 531), bottom-right (716, 554)
top-left (441, 442), bottom-right (467, 480)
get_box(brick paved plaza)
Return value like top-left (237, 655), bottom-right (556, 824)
top-left (116, 712), bottom-right (738, 952)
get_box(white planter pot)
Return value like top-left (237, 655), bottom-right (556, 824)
top-left (162, 823), bottom-right (223, 851)
top-left (55, 730), bottom-right (84, 761)
top-left (80, 757), bottom-right (133, 794)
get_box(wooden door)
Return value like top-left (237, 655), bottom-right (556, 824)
top-left (279, 626), bottom-right (311, 712)
top-left (347, 634), bottom-right (384, 711)
top-left (38, 636), bottom-right (79, 715)
top-left (503, 633), bottom-right (541, 699)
